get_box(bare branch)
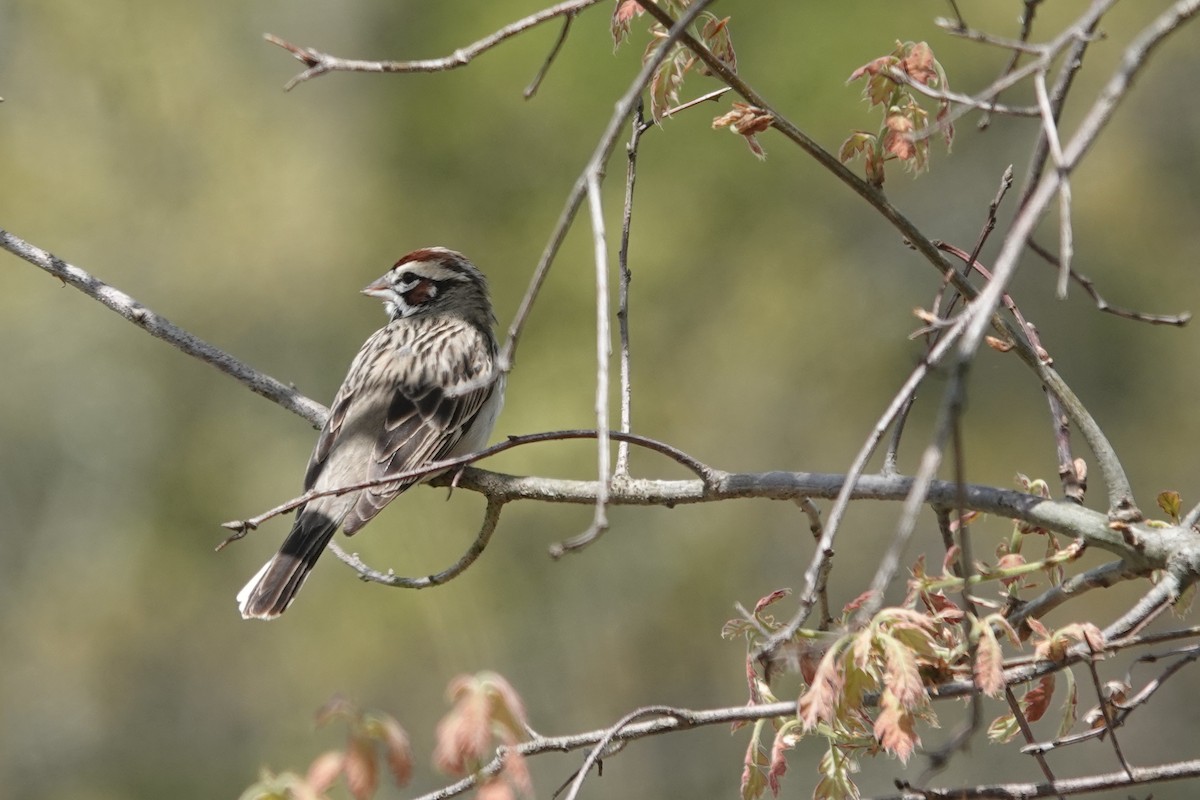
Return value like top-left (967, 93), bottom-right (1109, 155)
top-left (264, 0), bottom-right (606, 91)
top-left (1032, 73), bottom-right (1073, 297)
top-left (1027, 238), bottom-right (1190, 326)
top-left (950, 1), bottom-right (1200, 525)
top-left (524, 9), bottom-right (577, 98)
top-left (969, 0), bottom-right (1047, 131)
top-left (632, 0), bottom-right (967, 291)
top-left (1082, 658), bottom-right (1134, 777)
top-left (327, 496), bottom-right (504, 588)
top-left (552, 173), bottom-right (614, 556)
top-left (561, 706), bottom-right (682, 800)
top-left (613, 102), bottom-right (645, 479)
top-left (883, 65), bottom-right (1040, 117)
top-left (219, 428), bottom-right (721, 543)
top-left (411, 700), bottom-right (798, 800)
top-left (1017, 9), bottom-right (1105, 210)
top-left (935, 15), bottom-right (1047, 55)
top-left (880, 759), bottom-right (1200, 799)
top-left (999, 684), bottom-right (1066, 800)
top-left (491, 0), bottom-right (717, 392)
top-left (760, 313), bottom-right (971, 657)
top-left (1007, 560), bottom-right (1137, 631)
top-left (0, 228), bottom-right (329, 428)
top-left (966, 164), bottom-right (1014, 273)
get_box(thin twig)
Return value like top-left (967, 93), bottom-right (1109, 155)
top-left (561, 706), bottom-right (682, 800)
top-left (974, 0), bottom-right (1045, 130)
top-left (1082, 658), bottom-right (1134, 777)
top-left (264, 0), bottom-right (606, 91)
top-left (1007, 560), bottom-right (1135, 631)
top-left (1182, 499), bottom-right (1200, 529)
top-left (658, 86), bottom-right (731, 121)
top-left (794, 497), bottom-right (832, 629)
top-left (327, 496), bottom-right (504, 587)
top-left (950, 415), bottom-right (981, 615)
top-left (935, 420), bottom-right (985, 780)
top-left (613, 101), bottom-right (645, 479)
top-left (883, 65), bottom-right (1039, 117)
top-left (524, 10), bottom-right (577, 98)
top-left (1017, 9), bottom-right (1105, 211)
top-left (1032, 73), bottom-right (1073, 298)
top-left (1024, 644), bottom-right (1200, 755)
top-left (1026, 238), bottom-right (1190, 326)
top-left (758, 314), bottom-right (972, 658)
top-left (942, 0), bottom-right (966, 31)
top-left (935, 17), bottom-right (1046, 55)
top-left (1046, 389), bottom-right (1086, 504)
top-left (997, 686), bottom-right (1065, 800)
top-left (950, 0), bottom-right (1200, 526)
top-left (555, 173), bottom-right (614, 556)
top-left (490, 0), bottom-right (717, 408)
top-left (967, 165), bottom-right (1014, 276)
top-left (882, 396), bottom-right (914, 476)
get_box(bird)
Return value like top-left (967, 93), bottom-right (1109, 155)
top-left (237, 247), bottom-right (504, 619)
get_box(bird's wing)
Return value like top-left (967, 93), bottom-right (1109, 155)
top-left (342, 318), bottom-right (497, 533)
top-left (301, 323), bottom-right (396, 495)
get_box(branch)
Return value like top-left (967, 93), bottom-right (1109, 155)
top-left (631, 1), bottom-right (967, 292)
top-left (523, 9), bottom-right (577, 98)
top-left (411, 701), bottom-right (797, 800)
top-left (448, 464), bottom-right (1176, 568)
top-left (1023, 643), bottom-right (1200, 756)
top-left (218, 428), bottom-right (721, 545)
top-left (916, 1), bottom-right (1123, 144)
top-left (1026, 239), bottom-right (1190, 326)
top-left (327, 496), bottom-right (504, 588)
top-left (879, 758), bottom-right (1200, 800)
top-left (760, 313), bottom-right (971, 656)
top-left (882, 65), bottom-right (1040, 117)
top-left (264, 0), bottom-right (606, 90)
top-left (1006, 560), bottom-right (1138, 631)
top-left (0, 228), bottom-right (329, 428)
top-left (557, 172), bottom-right (614, 555)
top-left (560, 705), bottom-right (682, 800)
top-left (410, 652), bottom-right (1200, 800)
top-left (488, 0), bottom-right (716, 392)
top-left (951, 0), bottom-right (1200, 522)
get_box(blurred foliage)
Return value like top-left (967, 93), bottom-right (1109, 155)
top-left (1, 1), bottom-right (1199, 798)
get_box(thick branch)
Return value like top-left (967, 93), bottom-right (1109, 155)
top-left (446, 465), bottom-right (1179, 569)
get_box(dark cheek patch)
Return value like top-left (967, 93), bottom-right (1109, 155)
top-left (403, 280), bottom-right (436, 307)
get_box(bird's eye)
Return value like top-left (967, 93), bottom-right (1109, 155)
top-left (400, 273), bottom-right (438, 306)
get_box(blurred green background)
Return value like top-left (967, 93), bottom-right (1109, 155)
top-left (2, 1), bottom-right (1199, 798)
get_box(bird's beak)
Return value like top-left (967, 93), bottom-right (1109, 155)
top-left (361, 276), bottom-right (394, 300)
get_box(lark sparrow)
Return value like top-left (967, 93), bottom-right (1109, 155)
top-left (237, 247), bottom-right (504, 619)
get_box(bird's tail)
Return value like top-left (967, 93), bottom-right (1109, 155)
top-left (237, 510), bottom-right (339, 620)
